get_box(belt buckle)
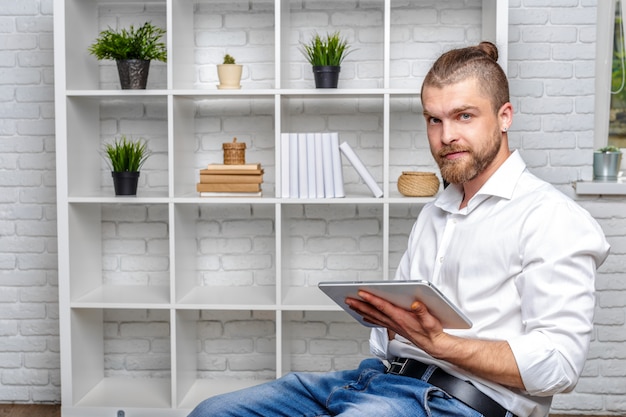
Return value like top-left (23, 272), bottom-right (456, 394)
top-left (389, 357), bottom-right (409, 374)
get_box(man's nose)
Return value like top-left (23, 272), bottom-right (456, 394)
top-left (441, 122), bottom-right (459, 145)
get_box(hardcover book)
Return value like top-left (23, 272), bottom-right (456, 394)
top-left (196, 183), bottom-right (262, 193)
top-left (199, 173), bottom-right (264, 184)
top-left (339, 141), bottom-right (383, 198)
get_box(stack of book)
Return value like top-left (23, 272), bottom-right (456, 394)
top-left (281, 132), bottom-right (383, 199)
top-left (197, 163), bottom-right (264, 196)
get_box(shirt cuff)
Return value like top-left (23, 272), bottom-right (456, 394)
top-left (508, 331), bottom-right (577, 396)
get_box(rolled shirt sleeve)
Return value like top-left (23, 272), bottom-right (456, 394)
top-left (509, 200), bottom-right (609, 395)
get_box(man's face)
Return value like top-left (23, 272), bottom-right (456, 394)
top-left (421, 78), bottom-right (506, 185)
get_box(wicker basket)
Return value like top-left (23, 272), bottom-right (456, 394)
top-left (397, 171), bottom-right (440, 197)
top-left (223, 137), bottom-right (246, 165)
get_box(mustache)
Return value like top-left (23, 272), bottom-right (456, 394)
top-left (437, 145), bottom-right (471, 159)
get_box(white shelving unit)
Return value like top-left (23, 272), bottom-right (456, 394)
top-left (54, 1), bottom-right (508, 415)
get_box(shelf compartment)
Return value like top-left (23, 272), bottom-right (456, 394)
top-left (172, 96), bottom-right (276, 197)
top-left (279, 310), bottom-right (371, 376)
top-left (63, 0), bottom-right (167, 91)
top-left (280, 0), bottom-right (385, 90)
top-left (174, 203), bottom-right (276, 306)
top-left (68, 203), bottom-right (171, 305)
top-left (175, 309), bottom-right (276, 409)
top-left (280, 203), bottom-right (384, 307)
top-left (70, 308), bottom-right (172, 408)
top-left (172, 0), bottom-right (276, 90)
top-left (65, 96), bottom-right (169, 198)
top-left (280, 96), bottom-right (385, 198)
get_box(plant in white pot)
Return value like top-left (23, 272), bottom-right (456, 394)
top-left (593, 145), bottom-right (623, 181)
top-left (217, 54), bottom-right (243, 90)
top-left (88, 21), bottom-right (167, 89)
top-left (102, 135), bottom-right (152, 196)
top-left (300, 31), bottom-right (352, 88)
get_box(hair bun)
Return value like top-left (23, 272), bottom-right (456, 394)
top-left (477, 41), bottom-right (498, 62)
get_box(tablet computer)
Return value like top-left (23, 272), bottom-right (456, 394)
top-left (318, 280), bottom-right (472, 329)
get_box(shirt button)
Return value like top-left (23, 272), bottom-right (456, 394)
top-left (439, 257), bottom-right (444, 263)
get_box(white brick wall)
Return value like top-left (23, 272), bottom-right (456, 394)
top-left (0, 0), bottom-right (59, 404)
top-left (1, 0), bottom-right (624, 414)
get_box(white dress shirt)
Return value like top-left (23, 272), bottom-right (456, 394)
top-left (370, 151), bottom-right (610, 417)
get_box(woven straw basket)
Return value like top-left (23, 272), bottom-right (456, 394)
top-left (223, 137), bottom-right (246, 165)
top-left (397, 171), bottom-right (440, 197)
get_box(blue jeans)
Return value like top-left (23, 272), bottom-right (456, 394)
top-left (187, 358), bottom-right (485, 417)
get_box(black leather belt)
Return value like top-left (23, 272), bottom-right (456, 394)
top-left (386, 358), bottom-right (515, 417)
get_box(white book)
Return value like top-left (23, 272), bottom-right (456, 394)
top-left (289, 133), bottom-right (299, 198)
top-left (314, 133), bottom-right (325, 198)
top-left (306, 132), bottom-right (317, 198)
top-left (330, 132), bottom-right (345, 198)
top-left (298, 133), bottom-right (308, 198)
top-left (321, 133), bottom-right (335, 198)
top-left (339, 141), bottom-right (383, 198)
top-left (281, 133), bottom-right (290, 198)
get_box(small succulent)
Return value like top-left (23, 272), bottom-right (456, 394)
top-left (223, 54), bottom-right (236, 65)
top-left (597, 145), bottom-right (622, 153)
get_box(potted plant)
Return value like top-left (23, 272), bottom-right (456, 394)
top-left (299, 31), bottom-right (352, 88)
top-left (102, 135), bottom-right (152, 195)
top-left (217, 54), bottom-right (243, 90)
top-left (88, 21), bottom-right (167, 89)
top-left (593, 145), bottom-right (623, 181)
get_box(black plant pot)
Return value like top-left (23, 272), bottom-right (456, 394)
top-left (112, 171), bottom-right (140, 196)
top-left (116, 59), bottom-right (151, 89)
top-left (312, 65), bottom-right (340, 88)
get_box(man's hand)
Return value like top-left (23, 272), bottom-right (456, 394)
top-left (345, 290), bottom-right (525, 390)
top-left (345, 290), bottom-right (448, 356)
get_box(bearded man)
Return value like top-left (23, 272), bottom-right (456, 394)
top-left (188, 42), bottom-right (609, 417)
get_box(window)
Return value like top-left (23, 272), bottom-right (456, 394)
top-left (610, 0), bottom-right (626, 148)
top-left (595, 0), bottom-right (626, 149)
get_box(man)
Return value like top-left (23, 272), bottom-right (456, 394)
top-left (188, 42), bottom-right (609, 417)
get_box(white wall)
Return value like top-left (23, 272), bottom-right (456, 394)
top-left (0, 0), bottom-right (624, 414)
top-left (0, 0), bottom-right (58, 404)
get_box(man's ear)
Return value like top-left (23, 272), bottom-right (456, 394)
top-left (498, 102), bottom-right (513, 132)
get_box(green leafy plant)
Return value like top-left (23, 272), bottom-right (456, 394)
top-left (299, 31), bottom-right (352, 67)
top-left (88, 22), bottom-right (167, 62)
top-left (102, 136), bottom-right (152, 172)
top-left (223, 54), bottom-right (236, 65)
top-left (597, 145), bottom-right (622, 153)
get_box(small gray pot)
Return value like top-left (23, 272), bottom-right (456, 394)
top-left (116, 59), bottom-right (151, 89)
top-left (593, 151), bottom-right (622, 181)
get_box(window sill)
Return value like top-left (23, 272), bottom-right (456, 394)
top-left (575, 178), bottom-right (626, 195)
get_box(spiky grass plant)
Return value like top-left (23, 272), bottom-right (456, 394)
top-left (300, 31), bottom-right (352, 67)
top-left (102, 136), bottom-right (152, 172)
top-left (88, 21), bottom-right (167, 62)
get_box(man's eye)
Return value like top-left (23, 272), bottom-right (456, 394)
top-left (460, 113), bottom-right (471, 120)
top-left (428, 117), bottom-right (441, 125)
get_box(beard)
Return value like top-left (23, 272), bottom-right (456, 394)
top-left (434, 126), bottom-right (502, 185)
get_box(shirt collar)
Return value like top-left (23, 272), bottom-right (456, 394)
top-left (435, 150), bottom-right (527, 214)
